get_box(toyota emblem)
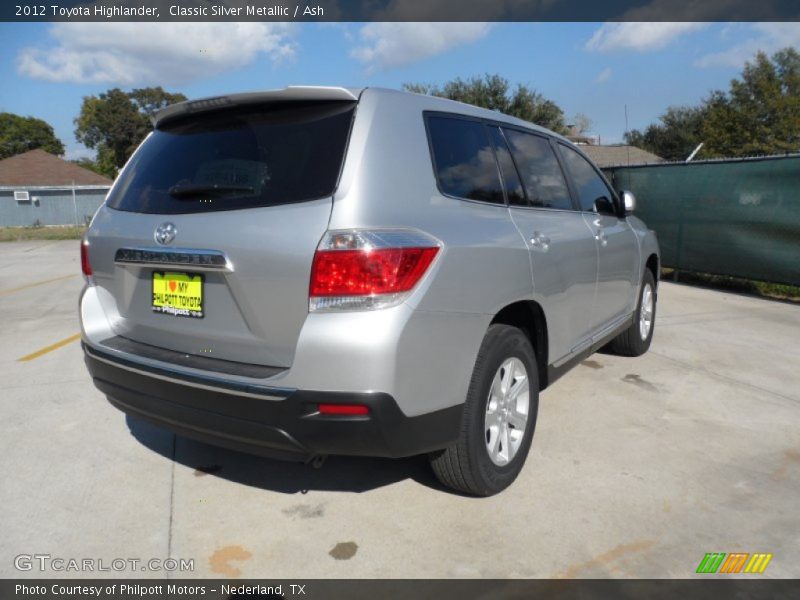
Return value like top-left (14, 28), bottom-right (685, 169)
top-left (154, 222), bottom-right (177, 245)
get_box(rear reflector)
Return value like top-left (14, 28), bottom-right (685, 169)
top-left (81, 239), bottom-right (92, 277)
top-left (318, 403), bottom-right (370, 416)
top-left (309, 229), bottom-right (441, 312)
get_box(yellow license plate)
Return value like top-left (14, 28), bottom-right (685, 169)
top-left (152, 271), bottom-right (204, 318)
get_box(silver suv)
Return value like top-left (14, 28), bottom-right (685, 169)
top-left (80, 87), bottom-right (659, 496)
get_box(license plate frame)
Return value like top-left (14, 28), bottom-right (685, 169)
top-left (151, 271), bottom-right (204, 319)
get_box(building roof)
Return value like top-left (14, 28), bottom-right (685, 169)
top-left (0, 149), bottom-right (112, 187)
top-left (581, 145), bottom-right (664, 168)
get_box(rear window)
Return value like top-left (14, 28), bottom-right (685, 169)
top-left (106, 101), bottom-right (355, 214)
top-left (426, 115), bottom-right (504, 204)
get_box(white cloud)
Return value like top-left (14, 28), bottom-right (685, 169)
top-left (586, 22), bottom-right (707, 53)
top-left (595, 67), bottom-right (612, 83)
top-left (696, 23), bottom-right (800, 68)
top-left (17, 22), bottom-right (297, 85)
top-left (350, 22), bottom-right (492, 72)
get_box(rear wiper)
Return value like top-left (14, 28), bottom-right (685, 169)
top-left (167, 183), bottom-right (255, 199)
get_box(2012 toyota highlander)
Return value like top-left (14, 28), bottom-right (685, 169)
top-left (80, 86), bottom-right (660, 495)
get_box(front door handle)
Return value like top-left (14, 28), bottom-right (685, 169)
top-left (530, 232), bottom-right (551, 251)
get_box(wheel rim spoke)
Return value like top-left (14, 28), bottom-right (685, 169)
top-left (507, 375), bottom-right (527, 403)
top-left (489, 371), bottom-right (503, 404)
top-left (500, 359), bottom-right (515, 395)
top-left (499, 423), bottom-right (510, 463)
top-left (489, 425), bottom-right (502, 458)
top-left (508, 408), bottom-right (527, 430)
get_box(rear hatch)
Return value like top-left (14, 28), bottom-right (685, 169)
top-left (87, 92), bottom-right (358, 368)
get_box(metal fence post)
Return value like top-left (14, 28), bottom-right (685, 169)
top-left (71, 181), bottom-right (79, 226)
top-left (674, 195), bottom-right (684, 282)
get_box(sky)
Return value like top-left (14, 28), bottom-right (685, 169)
top-left (1, 21), bottom-right (799, 160)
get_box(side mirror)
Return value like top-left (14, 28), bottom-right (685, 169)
top-left (621, 190), bottom-right (636, 215)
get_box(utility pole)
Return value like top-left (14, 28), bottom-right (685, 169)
top-left (624, 104), bottom-right (630, 166)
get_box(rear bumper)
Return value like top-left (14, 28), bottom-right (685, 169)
top-left (84, 342), bottom-right (463, 461)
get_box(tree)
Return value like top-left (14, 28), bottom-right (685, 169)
top-left (404, 74), bottom-right (568, 134)
top-left (129, 87), bottom-right (187, 117)
top-left (70, 157), bottom-right (109, 177)
top-left (702, 48), bottom-right (800, 157)
top-left (74, 86), bottom-right (186, 178)
top-left (0, 113), bottom-right (65, 159)
top-left (624, 106), bottom-right (707, 161)
top-left (626, 48), bottom-right (800, 160)
top-left (569, 113), bottom-right (593, 136)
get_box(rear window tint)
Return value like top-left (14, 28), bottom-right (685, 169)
top-left (426, 116), bottom-right (504, 204)
top-left (106, 101), bottom-right (355, 214)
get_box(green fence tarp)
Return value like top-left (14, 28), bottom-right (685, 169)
top-left (605, 155), bottom-right (800, 286)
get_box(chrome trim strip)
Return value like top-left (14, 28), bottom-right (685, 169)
top-left (592, 313), bottom-right (633, 344)
top-left (84, 344), bottom-right (293, 400)
top-left (554, 313), bottom-right (634, 368)
top-left (557, 339), bottom-right (592, 368)
top-left (114, 247), bottom-right (233, 272)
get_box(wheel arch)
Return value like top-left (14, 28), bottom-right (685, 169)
top-left (490, 300), bottom-right (549, 391)
top-left (645, 253), bottom-right (659, 286)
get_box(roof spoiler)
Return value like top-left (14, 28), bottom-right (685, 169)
top-left (152, 86), bottom-right (362, 128)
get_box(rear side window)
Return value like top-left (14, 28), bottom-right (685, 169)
top-left (426, 116), bottom-right (504, 204)
top-left (503, 129), bottom-right (573, 211)
top-left (106, 101), bottom-right (355, 214)
top-left (558, 144), bottom-right (615, 213)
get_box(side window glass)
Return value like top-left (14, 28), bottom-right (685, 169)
top-left (503, 129), bottom-right (573, 210)
top-left (426, 116), bottom-right (504, 204)
top-left (487, 127), bottom-right (526, 206)
top-left (558, 144), bottom-right (616, 213)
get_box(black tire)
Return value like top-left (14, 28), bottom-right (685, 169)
top-left (606, 269), bottom-right (657, 357)
top-left (430, 324), bottom-right (539, 496)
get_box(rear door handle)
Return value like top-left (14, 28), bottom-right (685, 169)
top-left (530, 232), bottom-right (550, 250)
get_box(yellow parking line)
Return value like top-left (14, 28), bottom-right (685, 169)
top-left (18, 333), bottom-right (81, 362)
top-left (0, 274), bottom-right (78, 297)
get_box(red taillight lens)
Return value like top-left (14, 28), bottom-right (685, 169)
top-left (318, 403), bottom-right (370, 416)
top-left (310, 247), bottom-right (439, 297)
top-left (81, 239), bottom-right (92, 277)
top-left (309, 229), bottom-right (441, 311)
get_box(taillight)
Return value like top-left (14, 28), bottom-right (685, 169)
top-left (81, 238), bottom-right (92, 278)
top-left (309, 229), bottom-right (440, 312)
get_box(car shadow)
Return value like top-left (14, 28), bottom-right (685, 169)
top-left (125, 415), bottom-right (450, 495)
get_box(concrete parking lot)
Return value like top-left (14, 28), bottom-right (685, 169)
top-left (1, 239), bottom-right (798, 579)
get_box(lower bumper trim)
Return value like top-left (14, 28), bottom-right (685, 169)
top-left (84, 343), bottom-right (463, 461)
